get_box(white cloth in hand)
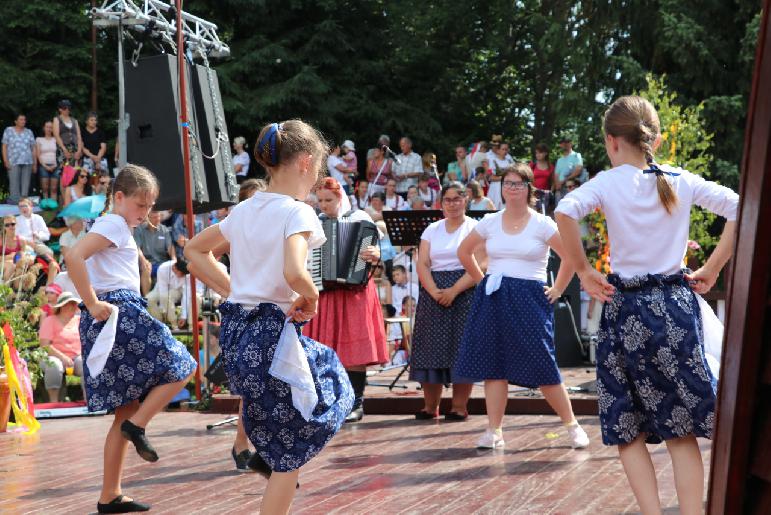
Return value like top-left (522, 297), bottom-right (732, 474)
top-left (269, 319), bottom-right (318, 421)
top-left (86, 304), bottom-right (120, 378)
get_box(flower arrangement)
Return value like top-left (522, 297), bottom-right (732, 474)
top-left (584, 208), bottom-right (611, 274)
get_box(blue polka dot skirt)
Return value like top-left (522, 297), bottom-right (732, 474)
top-left (409, 269), bottom-right (476, 385)
top-left (218, 301), bottom-right (354, 472)
top-left (596, 271), bottom-right (716, 446)
top-left (79, 289), bottom-right (197, 413)
top-left (453, 275), bottom-right (562, 388)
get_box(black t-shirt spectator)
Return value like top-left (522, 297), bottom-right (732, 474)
top-left (82, 128), bottom-right (106, 157)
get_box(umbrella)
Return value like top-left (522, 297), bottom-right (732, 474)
top-left (58, 194), bottom-right (106, 219)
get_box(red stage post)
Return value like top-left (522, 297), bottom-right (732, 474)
top-left (176, 0), bottom-right (201, 401)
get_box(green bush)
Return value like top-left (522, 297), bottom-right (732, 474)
top-left (0, 284), bottom-right (47, 388)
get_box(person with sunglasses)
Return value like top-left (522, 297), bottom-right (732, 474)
top-left (1, 214), bottom-right (31, 281)
top-left (63, 168), bottom-right (93, 207)
top-left (455, 162), bottom-right (590, 450)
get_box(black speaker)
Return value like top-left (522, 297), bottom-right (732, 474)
top-left (548, 254), bottom-right (586, 367)
top-left (123, 54), bottom-right (237, 213)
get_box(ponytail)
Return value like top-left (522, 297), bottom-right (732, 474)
top-left (604, 96), bottom-right (678, 214)
top-left (101, 179), bottom-right (113, 216)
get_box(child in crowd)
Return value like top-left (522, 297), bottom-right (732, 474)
top-left (66, 164), bottom-right (197, 514)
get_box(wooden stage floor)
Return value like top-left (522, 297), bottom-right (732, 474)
top-left (0, 411), bottom-right (710, 514)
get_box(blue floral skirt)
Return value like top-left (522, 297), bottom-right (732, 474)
top-left (409, 270), bottom-right (475, 385)
top-left (218, 301), bottom-right (354, 472)
top-left (596, 272), bottom-right (717, 446)
top-left (453, 275), bottom-right (562, 388)
top-left (79, 289), bottom-right (197, 413)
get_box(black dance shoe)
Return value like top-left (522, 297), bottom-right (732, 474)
top-left (247, 453), bottom-right (300, 488)
top-left (444, 411), bottom-right (469, 421)
top-left (232, 447), bottom-right (252, 472)
top-left (345, 407), bottom-right (364, 423)
top-left (97, 495), bottom-right (150, 513)
top-left (120, 420), bottom-right (159, 462)
top-left (414, 409), bottom-right (439, 420)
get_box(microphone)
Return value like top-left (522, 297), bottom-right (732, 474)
top-left (381, 145), bottom-right (402, 165)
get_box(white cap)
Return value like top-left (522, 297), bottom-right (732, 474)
top-left (342, 139), bottom-right (355, 151)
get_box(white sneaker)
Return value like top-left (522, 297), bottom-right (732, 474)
top-left (476, 428), bottom-right (505, 449)
top-left (567, 424), bottom-right (590, 449)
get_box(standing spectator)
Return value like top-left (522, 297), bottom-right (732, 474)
top-left (58, 217), bottom-right (86, 266)
top-left (327, 144), bottom-right (353, 190)
top-left (467, 180), bottom-right (496, 211)
top-left (15, 197), bottom-right (53, 257)
top-left (485, 141), bottom-right (514, 209)
top-left (2, 113), bottom-right (36, 203)
top-left (38, 292), bottom-right (85, 402)
top-left (36, 120), bottom-right (60, 203)
top-left (341, 140), bottom-right (357, 180)
top-left (410, 183), bottom-right (481, 420)
top-left (232, 136), bottom-right (250, 184)
top-left (366, 144), bottom-right (393, 194)
top-left (393, 136), bottom-right (423, 197)
top-left (384, 178), bottom-right (406, 210)
top-left (448, 145), bottom-right (471, 183)
top-left (530, 142), bottom-right (556, 212)
top-left (81, 112), bottom-right (108, 175)
top-left (62, 168), bottom-right (92, 207)
top-left (52, 99), bottom-right (83, 168)
top-left (134, 210), bottom-right (175, 278)
top-left (554, 135), bottom-right (584, 199)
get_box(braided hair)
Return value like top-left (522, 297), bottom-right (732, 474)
top-left (101, 164), bottom-right (159, 216)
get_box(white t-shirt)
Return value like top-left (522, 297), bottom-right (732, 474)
top-left (418, 187), bottom-right (436, 207)
top-left (421, 217), bottom-right (477, 271)
top-left (392, 281), bottom-right (419, 314)
top-left (59, 229), bottom-right (86, 264)
top-left (326, 155), bottom-right (347, 187)
top-left (385, 194), bottom-right (406, 210)
top-left (555, 164), bottom-right (739, 277)
top-left (154, 260), bottom-right (186, 296)
top-left (219, 191), bottom-right (326, 313)
top-left (15, 213), bottom-right (50, 243)
top-left (474, 210), bottom-right (557, 282)
top-left (233, 151), bottom-right (250, 177)
top-left (86, 214), bottom-right (140, 294)
top-left (485, 152), bottom-right (514, 209)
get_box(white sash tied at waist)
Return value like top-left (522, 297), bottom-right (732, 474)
top-left (86, 304), bottom-right (120, 378)
top-left (268, 319), bottom-right (318, 421)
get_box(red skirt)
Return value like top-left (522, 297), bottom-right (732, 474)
top-left (303, 279), bottom-right (388, 368)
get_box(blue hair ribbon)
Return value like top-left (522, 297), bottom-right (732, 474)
top-left (642, 163), bottom-right (680, 177)
top-left (258, 122), bottom-right (284, 166)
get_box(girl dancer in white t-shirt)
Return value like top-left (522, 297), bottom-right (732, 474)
top-left (67, 164), bottom-right (197, 514)
top-left (185, 120), bottom-right (353, 514)
top-left (556, 96), bottom-right (738, 515)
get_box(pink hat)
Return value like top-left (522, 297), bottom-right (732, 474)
top-left (45, 284), bottom-right (63, 295)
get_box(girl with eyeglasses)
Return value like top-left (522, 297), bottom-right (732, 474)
top-left (410, 183), bottom-right (484, 421)
top-left (455, 162), bottom-right (590, 450)
top-left (63, 168), bottom-right (93, 207)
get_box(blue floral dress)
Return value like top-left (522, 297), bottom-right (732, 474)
top-left (79, 289), bottom-right (197, 412)
top-left (218, 301), bottom-right (353, 472)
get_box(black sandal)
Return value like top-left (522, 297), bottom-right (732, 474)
top-left (120, 420), bottom-right (159, 462)
top-left (444, 411), bottom-right (469, 421)
top-left (414, 409), bottom-right (439, 420)
top-left (97, 495), bottom-right (151, 513)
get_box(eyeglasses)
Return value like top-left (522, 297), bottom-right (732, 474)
top-left (502, 180), bottom-right (529, 190)
top-left (441, 197), bottom-right (465, 204)
top-left (4, 222), bottom-right (16, 227)
top-left (79, 174), bottom-right (88, 179)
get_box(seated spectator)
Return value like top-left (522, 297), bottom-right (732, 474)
top-left (134, 210), bottom-right (175, 278)
top-left (81, 112), bottom-right (108, 174)
top-left (15, 198), bottom-right (54, 258)
top-left (59, 217), bottom-right (86, 266)
top-left (178, 260), bottom-right (227, 329)
top-left (417, 174), bottom-right (437, 208)
top-left (375, 220), bottom-right (396, 279)
top-left (392, 264), bottom-right (419, 314)
top-left (2, 214), bottom-right (31, 282)
top-left (443, 170), bottom-right (459, 187)
top-left (405, 185), bottom-right (420, 207)
top-left (40, 283), bottom-right (63, 320)
top-left (92, 171), bottom-right (111, 195)
top-left (38, 291), bottom-right (84, 402)
top-left (62, 168), bottom-right (92, 207)
top-left (171, 212), bottom-right (205, 259)
top-left (365, 192), bottom-right (391, 221)
top-left (146, 259), bottom-right (188, 326)
top-left (467, 180), bottom-right (496, 211)
top-left (350, 179), bottom-right (370, 210)
top-left (384, 178), bottom-right (406, 210)
top-left (408, 196), bottom-right (427, 211)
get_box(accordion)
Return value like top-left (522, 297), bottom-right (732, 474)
top-left (307, 217), bottom-right (379, 290)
